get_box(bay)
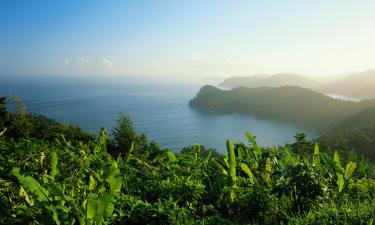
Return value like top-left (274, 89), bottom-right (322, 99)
top-left (0, 77), bottom-right (317, 152)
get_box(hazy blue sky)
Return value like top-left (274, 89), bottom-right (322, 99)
top-left (1, 0), bottom-right (375, 83)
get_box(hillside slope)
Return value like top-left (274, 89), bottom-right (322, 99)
top-left (319, 105), bottom-right (375, 159)
top-left (190, 85), bottom-right (375, 131)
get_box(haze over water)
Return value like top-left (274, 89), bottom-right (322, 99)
top-left (0, 77), bottom-right (316, 152)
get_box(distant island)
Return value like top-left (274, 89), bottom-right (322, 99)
top-left (220, 69), bottom-right (375, 99)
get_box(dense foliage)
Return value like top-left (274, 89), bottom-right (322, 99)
top-left (1, 97), bottom-right (375, 224)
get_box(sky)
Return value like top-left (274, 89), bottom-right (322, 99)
top-left (1, 0), bottom-right (375, 84)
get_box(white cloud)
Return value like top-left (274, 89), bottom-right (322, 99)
top-left (64, 59), bottom-right (70, 65)
top-left (78, 57), bottom-right (89, 65)
top-left (102, 58), bottom-right (114, 70)
top-left (192, 53), bottom-right (211, 62)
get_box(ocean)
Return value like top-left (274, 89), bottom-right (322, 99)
top-left (0, 76), bottom-right (317, 152)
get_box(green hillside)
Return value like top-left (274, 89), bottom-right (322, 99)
top-left (319, 105), bottom-right (375, 160)
top-left (189, 85), bottom-right (375, 132)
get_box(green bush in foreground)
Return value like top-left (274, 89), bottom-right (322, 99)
top-left (0, 105), bottom-right (374, 224)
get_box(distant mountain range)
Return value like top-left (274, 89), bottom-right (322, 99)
top-left (318, 69), bottom-right (375, 99)
top-left (220, 69), bottom-right (375, 99)
top-left (220, 73), bottom-right (322, 90)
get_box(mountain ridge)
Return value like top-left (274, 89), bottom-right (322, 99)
top-left (220, 69), bottom-right (375, 99)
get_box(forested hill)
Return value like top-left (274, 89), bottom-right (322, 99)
top-left (189, 85), bottom-right (375, 132)
top-left (319, 105), bottom-right (375, 159)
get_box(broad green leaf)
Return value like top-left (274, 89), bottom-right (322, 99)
top-left (240, 163), bottom-right (255, 184)
top-left (89, 175), bottom-right (96, 191)
top-left (337, 173), bottom-right (344, 193)
top-left (19, 185), bottom-right (34, 206)
top-left (333, 151), bottom-right (342, 168)
top-left (223, 186), bottom-right (241, 192)
top-left (321, 154), bottom-right (344, 174)
top-left (110, 176), bottom-right (123, 193)
top-left (166, 151), bottom-right (177, 163)
top-left (345, 162), bottom-right (357, 179)
top-left (12, 168), bottom-right (49, 202)
top-left (126, 142), bottom-right (134, 163)
top-left (222, 155), bottom-right (229, 169)
top-left (50, 151), bottom-right (59, 180)
top-left (333, 152), bottom-right (345, 192)
top-left (49, 183), bottom-right (73, 201)
top-left (97, 192), bottom-right (115, 223)
top-left (237, 147), bottom-right (245, 160)
top-left (226, 140), bottom-right (236, 184)
top-left (245, 132), bottom-right (261, 158)
top-left (86, 196), bottom-right (98, 219)
top-left (213, 160), bottom-right (228, 176)
top-left (313, 143), bottom-right (320, 165)
top-left (104, 161), bottom-right (120, 184)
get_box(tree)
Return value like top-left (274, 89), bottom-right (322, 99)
top-left (11, 93), bottom-right (27, 119)
top-left (111, 113), bottom-right (136, 154)
top-left (292, 132), bottom-right (312, 154)
top-left (0, 97), bottom-right (10, 131)
top-left (0, 97), bottom-right (9, 119)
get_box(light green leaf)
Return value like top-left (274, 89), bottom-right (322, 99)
top-left (50, 151), bottom-right (59, 180)
top-left (97, 192), bottom-right (115, 221)
top-left (110, 176), bottom-right (123, 193)
top-left (265, 158), bottom-right (272, 173)
top-left (333, 151), bottom-right (342, 168)
top-left (313, 143), bottom-right (320, 165)
top-left (126, 142), bottom-right (134, 163)
top-left (89, 175), bottom-right (96, 191)
top-left (240, 163), bottom-right (255, 184)
top-left (237, 147), bottom-right (245, 160)
top-left (226, 140), bottom-right (236, 184)
top-left (345, 162), bottom-right (357, 179)
top-left (245, 132), bottom-right (261, 158)
top-left (337, 173), bottom-right (344, 193)
top-left (12, 168), bottom-right (49, 202)
top-left (166, 151), bottom-right (177, 163)
top-left (86, 196), bottom-right (98, 219)
top-left (213, 160), bottom-right (228, 176)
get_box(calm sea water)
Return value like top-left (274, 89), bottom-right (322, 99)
top-left (0, 77), bottom-right (317, 152)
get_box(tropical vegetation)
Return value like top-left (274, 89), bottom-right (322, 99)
top-left (1, 96), bottom-right (374, 224)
